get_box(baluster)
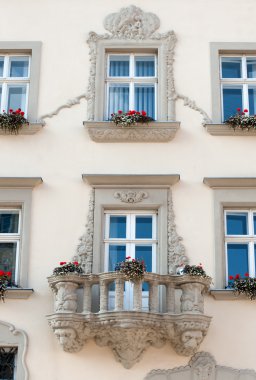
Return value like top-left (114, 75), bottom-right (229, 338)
top-left (99, 279), bottom-right (108, 312)
top-left (133, 281), bottom-right (142, 311)
top-left (180, 283), bottom-right (204, 314)
top-left (83, 281), bottom-right (92, 313)
top-left (115, 277), bottom-right (124, 311)
top-left (149, 281), bottom-right (159, 312)
top-left (166, 283), bottom-right (175, 313)
top-left (55, 282), bottom-right (79, 313)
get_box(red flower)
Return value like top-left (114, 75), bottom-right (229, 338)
top-left (0, 270), bottom-right (5, 276)
top-left (244, 109), bottom-right (248, 112)
top-left (245, 272), bottom-right (249, 277)
top-left (73, 261), bottom-right (79, 266)
top-left (242, 112), bottom-right (245, 115)
top-left (235, 274), bottom-right (240, 279)
top-left (9, 109), bottom-right (13, 113)
top-left (229, 275), bottom-right (234, 280)
top-left (118, 110), bottom-right (122, 114)
top-left (131, 110), bottom-right (136, 115)
top-left (237, 108), bottom-right (241, 112)
top-left (59, 261), bottom-right (66, 265)
top-left (126, 256), bottom-right (131, 259)
top-left (20, 112), bottom-right (24, 116)
top-left (136, 111), bottom-right (140, 115)
top-left (5, 272), bottom-right (11, 277)
top-left (15, 109), bottom-right (20, 114)
top-left (141, 110), bottom-right (147, 116)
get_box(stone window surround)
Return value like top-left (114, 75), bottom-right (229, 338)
top-left (82, 174), bottom-right (181, 275)
top-left (0, 41), bottom-right (42, 122)
top-left (0, 177), bottom-right (42, 296)
top-left (0, 321), bottom-right (28, 380)
top-left (94, 40), bottom-right (169, 122)
top-left (210, 42), bottom-right (256, 124)
top-left (204, 177), bottom-right (256, 293)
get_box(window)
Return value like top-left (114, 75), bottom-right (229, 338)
top-left (106, 53), bottom-right (157, 119)
top-left (0, 347), bottom-right (17, 380)
top-left (203, 177), bottom-right (256, 289)
top-left (0, 42), bottom-right (41, 121)
top-left (220, 55), bottom-right (256, 120)
top-left (225, 210), bottom-right (256, 283)
top-left (210, 43), bottom-right (256, 123)
top-left (0, 55), bottom-right (30, 116)
top-left (0, 209), bottom-right (21, 284)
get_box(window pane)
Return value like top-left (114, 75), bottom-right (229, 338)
top-left (227, 243), bottom-right (248, 278)
top-left (135, 56), bottom-right (155, 77)
top-left (247, 58), bottom-right (256, 78)
top-left (136, 216), bottom-right (152, 238)
top-left (254, 214), bottom-right (256, 235)
top-left (223, 87), bottom-right (242, 120)
top-left (109, 245), bottom-right (126, 271)
top-left (7, 85), bottom-right (27, 112)
top-left (248, 87), bottom-right (256, 115)
top-left (0, 57), bottom-right (4, 77)
top-left (221, 57), bottom-right (242, 78)
top-left (135, 245), bottom-right (152, 291)
top-left (0, 86), bottom-right (2, 109)
top-left (109, 216), bottom-right (126, 238)
top-left (0, 347), bottom-right (17, 380)
top-left (226, 213), bottom-right (248, 235)
top-left (0, 242), bottom-right (17, 282)
top-left (135, 84), bottom-right (155, 119)
top-left (0, 211), bottom-right (19, 234)
top-left (9, 57), bottom-right (29, 77)
top-left (109, 55), bottom-right (129, 77)
top-left (108, 84), bottom-right (129, 117)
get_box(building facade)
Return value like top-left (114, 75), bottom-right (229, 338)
top-left (1, 1), bottom-right (256, 379)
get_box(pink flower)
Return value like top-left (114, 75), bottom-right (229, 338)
top-left (59, 261), bottom-right (66, 265)
top-left (237, 108), bottom-right (241, 112)
top-left (126, 256), bottom-right (131, 259)
top-left (244, 109), bottom-right (248, 113)
top-left (73, 261), bottom-right (79, 266)
top-left (118, 110), bottom-right (122, 114)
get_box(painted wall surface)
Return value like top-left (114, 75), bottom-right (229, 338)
top-left (1, 0), bottom-right (256, 379)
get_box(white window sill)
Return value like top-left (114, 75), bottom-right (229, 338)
top-left (0, 121), bottom-right (45, 135)
top-left (6, 288), bottom-right (34, 299)
top-left (205, 123), bottom-right (256, 136)
top-left (210, 289), bottom-right (248, 300)
top-left (84, 121), bottom-right (180, 142)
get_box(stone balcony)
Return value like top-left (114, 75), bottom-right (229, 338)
top-left (47, 272), bottom-right (212, 368)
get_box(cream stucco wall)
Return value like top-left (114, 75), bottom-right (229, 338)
top-left (1, 0), bottom-right (256, 379)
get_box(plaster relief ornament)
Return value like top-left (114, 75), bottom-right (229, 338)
top-left (103, 5), bottom-right (160, 39)
top-left (114, 190), bottom-right (148, 203)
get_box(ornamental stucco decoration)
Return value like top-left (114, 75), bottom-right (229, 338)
top-left (73, 189), bottom-right (94, 273)
top-left (47, 273), bottom-right (212, 368)
top-left (145, 351), bottom-right (256, 380)
top-left (114, 190), bottom-right (148, 203)
top-left (167, 190), bottom-right (188, 274)
top-left (39, 5), bottom-right (211, 124)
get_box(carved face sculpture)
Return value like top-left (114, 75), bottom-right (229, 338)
top-left (54, 328), bottom-right (76, 351)
top-left (181, 330), bottom-right (203, 352)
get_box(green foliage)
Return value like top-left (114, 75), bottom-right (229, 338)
top-left (183, 264), bottom-right (210, 279)
top-left (115, 257), bottom-right (146, 281)
top-left (225, 108), bottom-right (256, 130)
top-left (111, 110), bottom-right (153, 127)
top-left (0, 109), bottom-right (28, 134)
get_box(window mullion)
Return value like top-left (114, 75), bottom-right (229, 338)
top-left (243, 83), bottom-right (249, 111)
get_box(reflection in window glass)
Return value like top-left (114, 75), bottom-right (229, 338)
top-left (135, 56), bottom-right (155, 77)
top-left (227, 243), bottom-right (248, 278)
top-left (248, 87), bottom-right (256, 115)
top-left (0, 57), bottom-right (4, 77)
top-left (135, 216), bottom-right (152, 238)
top-left (7, 85), bottom-right (26, 112)
top-left (0, 242), bottom-right (17, 282)
top-left (0, 347), bottom-right (17, 380)
top-left (226, 213), bottom-right (248, 235)
top-left (135, 245), bottom-right (152, 291)
top-left (108, 245), bottom-right (126, 291)
top-left (109, 55), bottom-right (129, 77)
top-left (109, 216), bottom-right (126, 239)
top-left (223, 87), bottom-right (243, 120)
top-left (247, 58), bottom-right (256, 78)
top-left (221, 57), bottom-right (242, 78)
top-left (9, 57), bottom-right (29, 77)
top-left (0, 211), bottom-right (19, 234)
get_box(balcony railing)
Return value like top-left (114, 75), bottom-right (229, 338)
top-left (47, 272), bottom-right (212, 368)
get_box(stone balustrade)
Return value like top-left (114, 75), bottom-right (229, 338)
top-left (47, 272), bottom-right (212, 368)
